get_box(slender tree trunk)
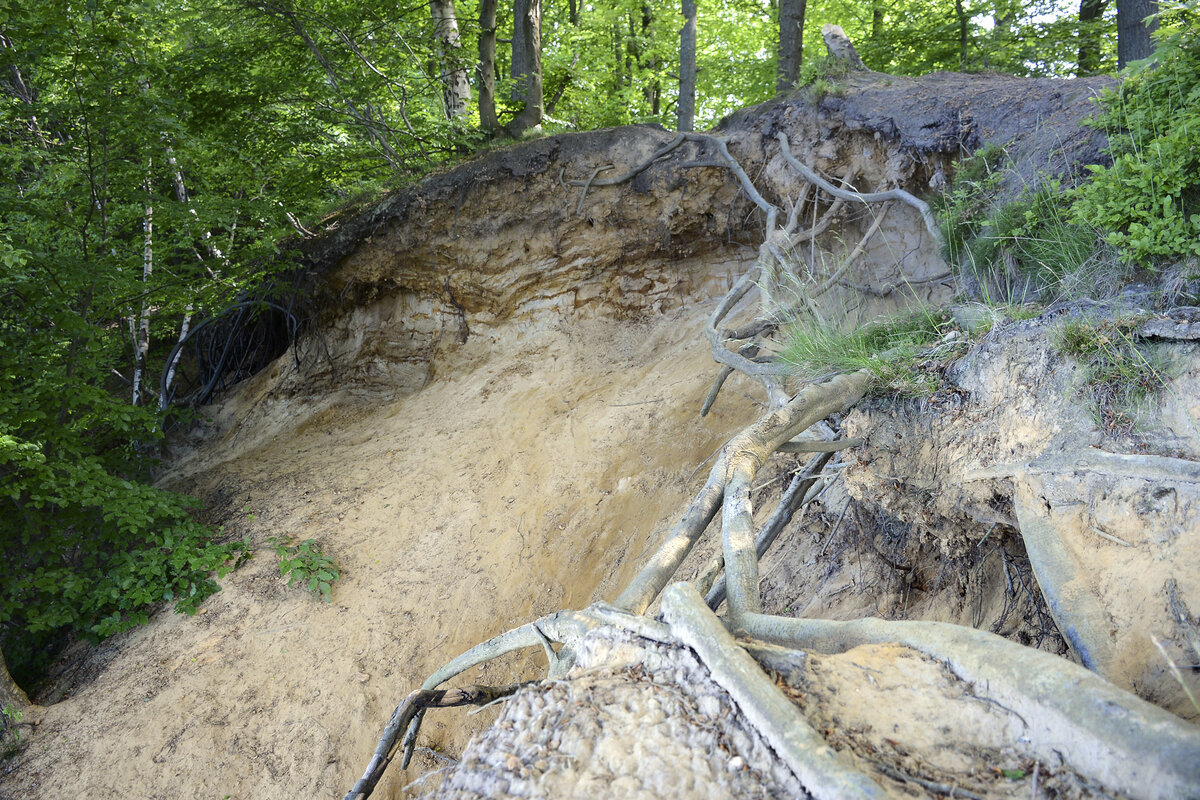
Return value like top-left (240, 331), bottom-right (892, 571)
top-left (511, 0), bottom-right (530, 102)
top-left (430, 0), bottom-right (471, 118)
top-left (777, 0), bottom-right (807, 93)
top-left (871, 2), bottom-right (883, 45)
top-left (678, 0), bottom-right (697, 132)
top-left (1078, 0), bottom-right (1108, 74)
top-left (640, 4), bottom-right (660, 115)
top-left (954, 0), bottom-right (970, 68)
top-left (281, 9), bottom-right (406, 170)
top-left (131, 177), bottom-right (152, 408)
top-left (506, 0), bottom-right (543, 137)
top-left (1117, 0), bottom-right (1157, 67)
top-left (477, 0), bottom-right (498, 131)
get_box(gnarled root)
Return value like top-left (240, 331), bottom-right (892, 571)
top-left (662, 583), bottom-right (888, 800)
top-left (732, 612), bottom-right (1200, 800)
top-left (343, 684), bottom-right (522, 800)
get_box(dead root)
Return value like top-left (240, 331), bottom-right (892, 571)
top-left (346, 93), bottom-right (1200, 800)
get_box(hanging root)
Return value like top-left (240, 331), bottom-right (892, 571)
top-left (342, 608), bottom-right (601, 797)
top-left (776, 132), bottom-right (942, 247)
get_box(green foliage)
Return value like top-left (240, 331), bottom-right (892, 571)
top-left (937, 146), bottom-right (1122, 302)
top-left (2, 704), bottom-right (22, 759)
top-left (797, 55), bottom-right (850, 101)
top-left (0, 236), bottom-right (247, 687)
top-left (1057, 314), bottom-right (1170, 432)
top-left (780, 307), bottom-right (966, 396)
top-left (267, 537), bottom-right (340, 602)
top-left (808, 0), bottom-right (1114, 78)
top-left (0, 0), bottom-right (1146, 695)
top-left (1069, 1), bottom-right (1200, 264)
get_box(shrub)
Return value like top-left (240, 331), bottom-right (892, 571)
top-left (1069, 1), bottom-right (1200, 264)
top-left (936, 147), bottom-right (1119, 302)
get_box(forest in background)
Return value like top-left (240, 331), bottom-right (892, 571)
top-left (0, 0), bottom-right (1188, 705)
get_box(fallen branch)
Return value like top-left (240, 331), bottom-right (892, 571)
top-left (343, 684), bottom-right (521, 800)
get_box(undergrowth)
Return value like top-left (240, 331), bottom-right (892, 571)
top-left (935, 145), bottom-right (1124, 304)
top-left (1, 704), bottom-right (21, 760)
top-left (938, 3), bottom-right (1200, 304)
top-left (798, 56), bottom-right (850, 101)
top-left (1070, 1), bottom-right (1200, 264)
top-left (1056, 314), bottom-right (1170, 432)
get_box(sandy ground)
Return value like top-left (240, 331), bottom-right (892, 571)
top-left (2, 303), bottom-right (765, 800)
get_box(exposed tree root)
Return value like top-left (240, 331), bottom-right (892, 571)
top-left (702, 451), bottom-right (831, 609)
top-left (735, 612), bottom-right (1200, 800)
top-left (347, 112), bottom-right (1200, 800)
top-left (661, 583), bottom-right (889, 800)
top-left (343, 684), bottom-right (523, 800)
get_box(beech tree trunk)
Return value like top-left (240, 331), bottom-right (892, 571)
top-left (1117, 0), bottom-right (1157, 67)
top-left (506, 0), bottom-right (543, 138)
top-left (639, 4), bottom-right (660, 115)
top-left (0, 648), bottom-right (31, 713)
top-left (477, 0), bottom-right (498, 131)
top-left (678, 0), bottom-right (697, 132)
top-left (1078, 0), bottom-right (1108, 74)
top-left (777, 0), bottom-right (807, 92)
top-left (511, 0), bottom-right (531, 102)
top-left (431, 0), bottom-right (471, 118)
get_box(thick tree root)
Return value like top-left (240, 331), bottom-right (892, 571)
top-left (702, 451), bottom-right (831, 609)
top-left (968, 447), bottom-right (1200, 679)
top-left (661, 583), bottom-right (888, 800)
top-left (611, 454), bottom-right (727, 615)
top-left (734, 612), bottom-right (1200, 800)
top-left (720, 370), bottom-right (872, 621)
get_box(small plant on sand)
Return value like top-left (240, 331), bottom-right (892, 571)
top-left (779, 307), bottom-right (965, 396)
top-left (1056, 314), bottom-right (1170, 432)
top-left (2, 704), bottom-right (23, 759)
top-left (267, 537), bottom-right (340, 602)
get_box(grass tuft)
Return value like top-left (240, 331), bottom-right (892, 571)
top-left (779, 307), bottom-right (966, 397)
top-left (1056, 314), bottom-right (1170, 433)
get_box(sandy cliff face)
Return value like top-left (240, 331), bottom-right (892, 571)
top-left (7, 71), bottom-right (1188, 800)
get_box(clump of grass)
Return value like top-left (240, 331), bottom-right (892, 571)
top-left (936, 146), bottom-right (1128, 305)
top-left (1056, 314), bottom-right (1170, 432)
top-left (779, 307), bottom-right (965, 396)
top-left (798, 55), bottom-right (850, 102)
top-left (2, 704), bottom-right (22, 760)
